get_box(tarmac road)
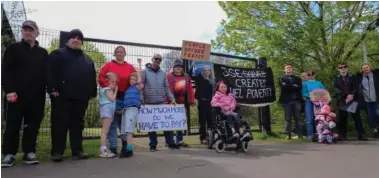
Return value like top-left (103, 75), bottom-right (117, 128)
top-left (2, 140), bottom-right (379, 178)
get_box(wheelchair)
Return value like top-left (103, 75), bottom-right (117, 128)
top-left (206, 106), bottom-right (253, 153)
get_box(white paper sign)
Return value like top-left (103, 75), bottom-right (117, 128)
top-left (138, 104), bottom-right (187, 132)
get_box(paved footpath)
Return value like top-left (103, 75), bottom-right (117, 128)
top-left (2, 140), bottom-right (379, 178)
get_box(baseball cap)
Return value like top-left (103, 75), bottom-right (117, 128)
top-left (22, 20), bottom-right (39, 31)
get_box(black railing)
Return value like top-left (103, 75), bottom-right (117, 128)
top-left (1, 26), bottom-right (262, 145)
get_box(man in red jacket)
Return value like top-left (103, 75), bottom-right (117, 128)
top-left (166, 60), bottom-right (195, 147)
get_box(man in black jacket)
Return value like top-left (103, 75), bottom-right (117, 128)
top-left (279, 64), bottom-right (303, 139)
top-left (356, 64), bottom-right (379, 138)
top-left (1, 20), bottom-right (48, 168)
top-left (333, 63), bottom-right (367, 141)
top-left (47, 29), bottom-right (97, 162)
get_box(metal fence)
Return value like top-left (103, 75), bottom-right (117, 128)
top-left (2, 26), bottom-right (261, 144)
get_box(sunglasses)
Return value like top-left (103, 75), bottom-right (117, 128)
top-left (154, 58), bottom-right (162, 62)
top-left (338, 66), bottom-right (347, 69)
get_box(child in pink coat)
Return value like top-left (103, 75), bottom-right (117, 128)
top-left (211, 81), bottom-right (250, 140)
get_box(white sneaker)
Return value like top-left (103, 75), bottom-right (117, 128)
top-left (240, 132), bottom-right (251, 141)
top-left (100, 150), bottom-right (116, 158)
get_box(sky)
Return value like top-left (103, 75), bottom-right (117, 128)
top-left (24, 1), bottom-right (227, 48)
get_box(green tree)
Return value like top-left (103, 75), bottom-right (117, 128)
top-left (45, 38), bottom-right (108, 128)
top-left (214, 1), bottom-right (379, 130)
top-left (214, 1), bottom-right (379, 85)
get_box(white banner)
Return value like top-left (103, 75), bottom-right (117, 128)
top-left (138, 104), bottom-right (187, 132)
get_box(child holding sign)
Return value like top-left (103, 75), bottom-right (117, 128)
top-left (121, 72), bottom-right (143, 158)
top-left (211, 81), bottom-right (251, 140)
top-left (99, 72), bottom-right (118, 158)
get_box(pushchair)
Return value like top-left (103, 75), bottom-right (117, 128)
top-left (310, 89), bottom-right (338, 144)
top-left (206, 106), bottom-right (253, 153)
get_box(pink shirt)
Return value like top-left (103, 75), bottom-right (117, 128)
top-left (211, 91), bottom-right (237, 113)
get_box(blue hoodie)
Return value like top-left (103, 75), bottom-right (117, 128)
top-left (302, 80), bottom-right (325, 98)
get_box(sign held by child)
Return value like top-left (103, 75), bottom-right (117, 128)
top-left (138, 104), bottom-right (187, 132)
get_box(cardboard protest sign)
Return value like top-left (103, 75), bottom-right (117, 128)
top-left (138, 104), bottom-right (187, 132)
top-left (181, 40), bottom-right (211, 61)
top-left (213, 64), bottom-right (276, 107)
top-left (310, 89), bottom-right (331, 103)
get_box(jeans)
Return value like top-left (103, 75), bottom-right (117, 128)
top-left (282, 101), bottom-right (302, 137)
top-left (366, 102), bottom-right (379, 129)
top-left (304, 99), bottom-right (314, 137)
top-left (108, 99), bottom-right (126, 149)
top-left (147, 101), bottom-right (174, 148)
top-left (175, 131), bottom-right (184, 144)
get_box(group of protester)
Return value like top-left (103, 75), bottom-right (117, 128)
top-left (279, 63), bottom-right (379, 141)
top-left (1, 20), bottom-right (378, 168)
top-left (1, 20), bottom-right (217, 167)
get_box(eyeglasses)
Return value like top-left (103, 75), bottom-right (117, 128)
top-left (154, 58), bottom-right (162, 62)
top-left (338, 66), bottom-right (347, 69)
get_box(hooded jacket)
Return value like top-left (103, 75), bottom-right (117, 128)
top-left (141, 63), bottom-right (175, 104)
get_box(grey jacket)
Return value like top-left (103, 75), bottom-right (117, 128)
top-left (142, 65), bottom-right (175, 104)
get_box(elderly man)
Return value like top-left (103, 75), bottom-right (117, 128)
top-left (357, 64), bottom-right (379, 138)
top-left (47, 29), bottom-right (97, 162)
top-left (1, 20), bottom-right (48, 168)
top-left (142, 54), bottom-right (178, 151)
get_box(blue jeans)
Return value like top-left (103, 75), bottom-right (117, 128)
top-left (108, 99), bottom-right (126, 149)
top-left (176, 131), bottom-right (184, 144)
top-left (366, 102), bottom-right (379, 129)
top-left (147, 101), bottom-right (174, 148)
top-left (304, 99), bottom-right (314, 137)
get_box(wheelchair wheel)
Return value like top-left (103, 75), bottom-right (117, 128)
top-left (214, 140), bottom-right (225, 153)
top-left (207, 130), bottom-right (213, 149)
top-left (240, 141), bottom-right (249, 152)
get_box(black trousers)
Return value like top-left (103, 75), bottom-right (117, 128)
top-left (198, 99), bottom-right (212, 140)
top-left (338, 109), bottom-right (364, 138)
top-left (2, 94), bottom-right (45, 155)
top-left (50, 97), bottom-right (89, 155)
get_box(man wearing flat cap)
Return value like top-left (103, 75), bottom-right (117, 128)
top-left (1, 20), bottom-right (48, 168)
top-left (47, 29), bottom-right (97, 162)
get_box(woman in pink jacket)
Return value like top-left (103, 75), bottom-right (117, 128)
top-left (211, 81), bottom-right (251, 140)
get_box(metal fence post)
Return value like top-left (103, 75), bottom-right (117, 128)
top-left (184, 59), bottom-right (191, 135)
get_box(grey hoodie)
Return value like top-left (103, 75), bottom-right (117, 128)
top-left (141, 64), bottom-right (175, 104)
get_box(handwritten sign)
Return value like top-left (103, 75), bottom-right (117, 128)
top-left (138, 104), bottom-right (187, 132)
top-left (213, 64), bottom-right (276, 106)
top-left (310, 89), bottom-right (331, 103)
top-left (181, 40), bottom-right (211, 61)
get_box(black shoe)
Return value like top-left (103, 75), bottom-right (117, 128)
top-left (1, 154), bottom-right (16, 168)
top-left (125, 150), bottom-right (133, 158)
top-left (72, 152), bottom-right (89, 160)
top-left (149, 147), bottom-right (157, 152)
top-left (167, 144), bottom-right (180, 150)
top-left (23, 152), bottom-right (39, 165)
top-left (109, 147), bottom-right (117, 155)
top-left (51, 154), bottom-right (63, 162)
top-left (358, 136), bottom-right (368, 141)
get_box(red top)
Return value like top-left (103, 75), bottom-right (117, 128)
top-left (166, 72), bottom-right (195, 104)
top-left (98, 60), bottom-right (136, 92)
